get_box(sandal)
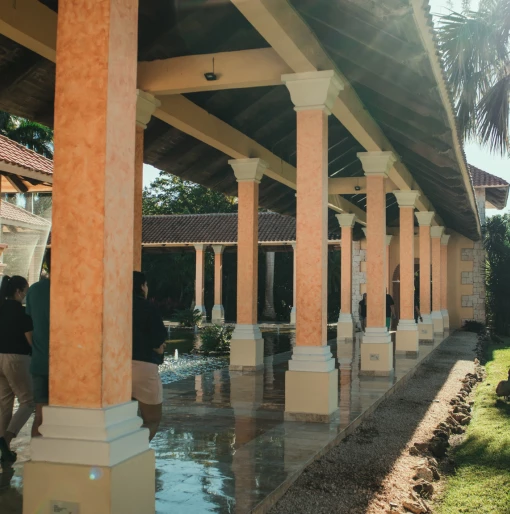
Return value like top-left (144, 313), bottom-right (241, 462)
top-left (0, 438), bottom-right (16, 465)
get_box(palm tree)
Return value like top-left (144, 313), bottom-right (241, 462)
top-left (0, 111), bottom-right (53, 158)
top-left (437, 0), bottom-right (510, 155)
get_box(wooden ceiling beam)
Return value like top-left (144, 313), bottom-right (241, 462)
top-left (155, 95), bottom-right (366, 223)
top-left (328, 177), bottom-right (395, 195)
top-left (4, 173), bottom-right (29, 193)
top-left (230, 0), bottom-right (443, 225)
top-left (138, 48), bottom-right (292, 95)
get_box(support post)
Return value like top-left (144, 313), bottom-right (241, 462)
top-left (134, 90), bottom-right (160, 271)
top-left (290, 242), bottom-right (296, 324)
top-left (386, 235), bottom-right (393, 293)
top-left (282, 70), bottom-right (342, 421)
top-left (194, 244), bottom-right (207, 321)
top-left (358, 151), bottom-right (396, 376)
top-left (211, 244), bottom-right (225, 323)
top-left (431, 225), bottom-right (445, 334)
top-left (394, 190), bottom-right (421, 354)
top-left (441, 234), bottom-right (450, 330)
top-left (262, 251), bottom-right (276, 319)
top-left (229, 158), bottom-right (268, 370)
top-left (336, 213), bottom-right (356, 342)
top-left (415, 212), bottom-right (435, 342)
top-left (23, 1), bottom-right (155, 513)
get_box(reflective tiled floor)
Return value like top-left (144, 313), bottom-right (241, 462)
top-left (0, 333), bottom-right (445, 514)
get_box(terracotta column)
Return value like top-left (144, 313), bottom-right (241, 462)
top-left (24, 1), bottom-right (155, 513)
top-left (441, 234), bottom-right (450, 330)
top-left (194, 244), bottom-right (207, 321)
top-left (415, 212), bottom-right (435, 342)
top-left (358, 151), bottom-right (396, 376)
top-left (282, 70), bottom-right (342, 421)
top-left (336, 213), bottom-right (356, 342)
top-left (211, 245), bottom-right (225, 323)
top-left (394, 191), bottom-right (421, 353)
top-left (134, 90), bottom-right (160, 271)
top-left (431, 226), bottom-right (445, 334)
top-left (386, 235), bottom-right (393, 293)
top-left (290, 242), bottom-right (296, 324)
top-left (229, 158), bottom-right (267, 370)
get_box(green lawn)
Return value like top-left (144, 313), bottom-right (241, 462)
top-left (438, 342), bottom-right (510, 514)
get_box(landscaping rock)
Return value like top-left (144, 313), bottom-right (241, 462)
top-left (412, 480), bottom-right (434, 498)
top-left (429, 437), bottom-right (448, 458)
top-left (413, 442), bottom-right (429, 453)
top-left (427, 457), bottom-right (438, 468)
top-left (413, 466), bottom-right (434, 482)
top-left (402, 500), bottom-right (428, 514)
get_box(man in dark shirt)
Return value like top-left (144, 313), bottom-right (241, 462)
top-left (25, 269), bottom-right (50, 437)
top-left (386, 292), bottom-right (396, 330)
top-left (358, 293), bottom-right (367, 332)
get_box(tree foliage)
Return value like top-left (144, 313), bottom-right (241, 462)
top-left (437, 0), bottom-right (510, 155)
top-left (484, 214), bottom-right (510, 334)
top-left (0, 111), bottom-right (54, 158)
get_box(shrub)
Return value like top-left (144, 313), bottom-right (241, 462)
top-left (462, 320), bottom-right (486, 334)
top-left (200, 324), bottom-right (233, 354)
top-left (175, 308), bottom-right (203, 328)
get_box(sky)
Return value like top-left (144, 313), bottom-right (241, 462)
top-left (143, 0), bottom-right (508, 212)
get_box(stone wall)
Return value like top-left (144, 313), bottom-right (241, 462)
top-left (351, 240), bottom-right (366, 326)
top-left (460, 241), bottom-right (486, 323)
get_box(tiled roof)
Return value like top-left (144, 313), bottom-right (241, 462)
top-left (0, 200), bottom-right (51, 228)
top-left (0, 135), bottom-right (53, 176)
top-left (469, 165), bottom-right (509, 188)
top-left (142, 212), bottom-right (300, 244)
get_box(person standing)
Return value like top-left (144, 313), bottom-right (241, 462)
top-left (386, 291), bottom-right (396, 331)
top-left (132, 271), bottom-right (167, 441)
top-left (25, 259), bottom-right (50, 438)
top-left (358, 293), bottom-right (367, 332)
top-left (0, 275), bottom-right (34, 464)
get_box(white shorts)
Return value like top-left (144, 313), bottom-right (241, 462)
top-left (132, 360), bottom-right (163, 405)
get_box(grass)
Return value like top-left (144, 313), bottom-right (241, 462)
top-left (437, 341), bottom-right (510, 514)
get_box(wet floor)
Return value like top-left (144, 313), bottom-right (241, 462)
top-left (0, 331), bottom-right (446, 514)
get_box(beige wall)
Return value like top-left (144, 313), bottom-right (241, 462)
top-left (387, 230), bottom-right (476, 330)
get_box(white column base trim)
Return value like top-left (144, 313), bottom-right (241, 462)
top-left (418, 313), bottom-right (434, 341)
top-left (231, 324), bottom-right (262, 340)
top-left (360, 328), bottom-right (393, 375)
top-left (441, 309), bottom-right (450, 330)
top-left (211, 304), bottom-right (225, 323)
top-left (290, 306), bottom-right (296, 325)
top-left (396, 319), bottom-right (419, 331)
top-left (432, 310), bottom-right (444, 334)
top-left (288, 345), bottom-right (336, 372)
top-left (361, 327), bottom-right (392, 344)
top-left (195, 304), bottom-right (207, 319)
top-left (230, 324), bottom-right (264, 370)
top-left (31, 401), bottom-right (149, 467)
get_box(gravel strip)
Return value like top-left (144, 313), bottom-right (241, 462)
top-left (270, 332), bottom-right (477, 514)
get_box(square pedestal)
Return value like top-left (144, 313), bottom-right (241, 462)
top-left (441, 310), bottom-right (450, 331)
top-left (284, 368), bottom-right (339, 422)
top-left (290, 307), bottom-right (296, 325)
top-left (23, 449), bottom-right (155, 514)
top-left (432, 311), bottom-right (444, 334)
top-left (418, 317), bottom-right (434, 343)
top-left (395, 320), bottom-right (419, 355)
top-left (337, 317), bottom-right (355, 342)
top-left (211, 304), bottom-right (225, 323)
top-left (360, 328), bottom-right (393, 376)
top-left (230, 325), bottom-right (264, 371)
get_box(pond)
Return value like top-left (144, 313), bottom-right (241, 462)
top-left (160, 326), bottom-right (337, 384)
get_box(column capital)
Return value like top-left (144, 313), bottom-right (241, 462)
top-left (212, 245), bottom-right (225, 255)
top-left (441, 234), bottom-right (451, 246)
top-left (358, 151), bottom-right (397, 177)
top-left (386, 235), bottom-right (393, 246)
top-left (282, 70), bottom-right (344, 114)
top-left (431, 226), bottom-right (445, 239)
top-left (194, 244), bottom-right (207, 251)
top-left (136, 89), bottom-right (161, 129)
top-left (336, 213), bottom-right (356, 228)
top-left (229, 158), bottom-right (268, 183)
top-left (393, 190), bottom-right (421, 208)
top-left (415, 211), bottom-right (435, 227)
top-left (291, 242), bottom-right (296, 249)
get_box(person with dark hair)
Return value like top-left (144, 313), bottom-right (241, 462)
top-left (25, 254), bottom-right (51, 437)
top-left (0, 275), bottom-right (34, 464)
top-left (132, 271), bottom-right (167, 441)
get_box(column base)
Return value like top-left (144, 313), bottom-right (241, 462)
top-left (360, 328), bottom-right (393, 376)
top-left (418, 314), bottom-right (434, 342)
top-left (229, 324), bottom-right (264, 371)
top-left (211, 304), bottom-right (225, 323)
top-left (23, 449), bottom-right (155, 514)
top-left (395, 319), bottom-right (419, 354)
top-left (285, 368), bottom-right (339, 423)
top-left (441, 309), bottom-right (450, 331)
top-left (337, 313), bottom-right (355, 342)
top-left (431, 310), bottom-right (444, 334)
top-left (290, 306), bottom-right (296, 325)
top-left (195, 304), bottom-right (207, 321)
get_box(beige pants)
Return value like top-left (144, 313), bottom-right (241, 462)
top-left (0, 354), bottom-right (34, 438)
